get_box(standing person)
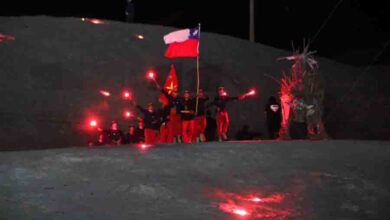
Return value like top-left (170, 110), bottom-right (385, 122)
top-left (125, 125), bottom-right (141, 144)
top-left (209, 86), bottom-right (245, 142)
top-left (160, 89), bottom-right (182, 143)
top-left (135, 103), bottom-right (160, 144)
top-left (289, 94), bottom-right (308, 139)
top-left (106, 121), bottom-right (124, 145)
top-left (193, 89), bottom-right (209, 142)
top-left (135, 120), bottom-right (145, 143)
top-left (180, 90), bottom-right (196, 143)
top-left (158, 104), bottom-right (171, 144)
top-left (264, 96), bottom-right (282, 139)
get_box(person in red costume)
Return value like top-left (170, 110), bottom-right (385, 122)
top-left (209, 86), bottom-right (246, 142)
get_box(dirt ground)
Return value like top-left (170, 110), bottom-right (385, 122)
top-left (1, 140), bottom-right (389, 219)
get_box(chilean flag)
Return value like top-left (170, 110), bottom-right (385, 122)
top-left (163, 27), bottom-right (200, 58)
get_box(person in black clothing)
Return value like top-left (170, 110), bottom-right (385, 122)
top-left (135, 103), bottom-right (161, 144)
top-left (265, 96), bottom-right (282, 139)
top-left (193, 89), bottom-right (209, 142)
top-left (88, 127), bottom-right (106, 146)
top-left (158, 104), bottom-right (171, 143)
top-left (135, 120), bottom-right (145, 143)
top-left (209, 86), bottom-right (245, 141)
top-left (180, 90), bottom-right (196, 143)
top-left (204, 110), bottom-right (217, 142)
top-left (106, 121), bottom-right (124, 146)
top-left (125, 125), bottom-right (141, 144)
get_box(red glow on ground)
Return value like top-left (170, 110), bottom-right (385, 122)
top-left (137, 144), bottom-right (152, 151)
top-left (99, 90), bottom-right (110, 97)
top-left (210, 189), bottom-right (297, 219)
top-left (82, 18), bottom-right (106, 24)
top-left (251, 197), bottom-right (262, 202)
top-left (233, 208), bottom-right (249, 216)
top-left (0, 33), bottom-right (16, 42)
top-left (233, 209), bottom-right (249, 216)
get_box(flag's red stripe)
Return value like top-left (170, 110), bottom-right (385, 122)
top-left (164, 39), bottom-right (199, 58)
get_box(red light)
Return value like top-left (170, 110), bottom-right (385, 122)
top-left (233, 208), bottom-right (249, 216)
top-left (82, 18), bottom-right (106, 24)
top-left (90, 120), bottom-right (97, 127)
top-left (122, 91), bottom-right (131, 100)
top-left (99, 90), bottom-right (110, 97)
top-left (222, 92), bottom-right (227, 96)
top-left (148, 72), bottom-right (155, 79)
top-left (137, 144), bottom-right (152, 150)
top-left (124, 111), bottom-right (132, 118)
top-left (248, 89), bottom-right (256, 95)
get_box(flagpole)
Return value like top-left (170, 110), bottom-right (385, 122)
top-left (195, 23), bottom-right (201, 115)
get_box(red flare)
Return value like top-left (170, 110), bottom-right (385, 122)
top-left (148, 71), bottom-right (155, 80)
top-left (122, 91), bottom-right (131, 100)
top-left (124, 111), bottom-right (132, 118)
top-left (89, 120), bottom-right (97, 127)
top-left (82, 18), bottom-right (106, 24)
top-left (247, 89), bottom-right (256, 96)
top-left (137, 144), bottom-right (152, 150)
top-left (99, 90), bottom-right (110, 97)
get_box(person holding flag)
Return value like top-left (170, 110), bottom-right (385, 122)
top-left (193, 89), bottom-right (209, 142)
top-left (154, 65), bottom-right (182, 143)
top-left (161, 25), bottom-right (201, 143)
top-left (179, 90), bottom-right (196, 143)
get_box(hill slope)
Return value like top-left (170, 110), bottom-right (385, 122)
top-left (1, 16), bottom-right (389, 148)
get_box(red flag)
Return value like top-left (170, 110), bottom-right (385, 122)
top-left (163, 28), bottom-right (199, 58)
top-left (159, 65), bottom-right (178, 106)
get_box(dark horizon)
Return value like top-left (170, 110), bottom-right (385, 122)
top-left (1, 0), bottom-right (389, 65)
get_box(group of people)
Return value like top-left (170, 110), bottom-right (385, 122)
top-left (88, 83), bottom-right (287, 146)
top-left (90, 120), bottom-right (145, 146)
top-left (90, 85), bottom-right (260, 145)
top-left (132, 85), bottom-right (251, 144)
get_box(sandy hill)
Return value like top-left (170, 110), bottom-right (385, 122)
top-left (1, 16), bottom-right (389, 149)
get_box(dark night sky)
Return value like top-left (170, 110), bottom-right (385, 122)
top-left (1, 0), bottom-right (389, 65)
